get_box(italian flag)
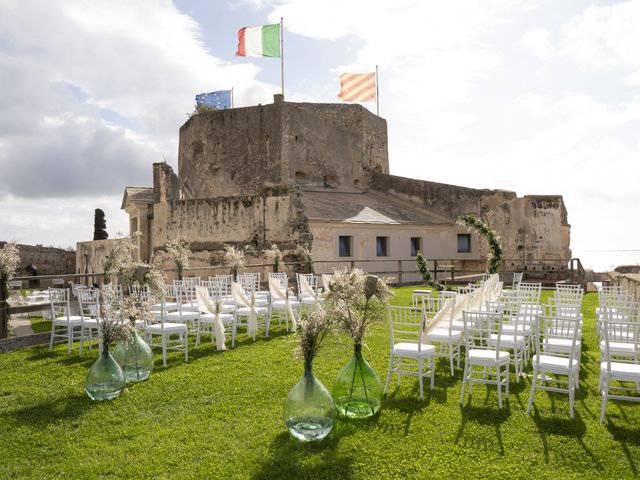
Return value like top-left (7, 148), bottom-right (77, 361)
top-left (236, 24), bottom-right (281, 58)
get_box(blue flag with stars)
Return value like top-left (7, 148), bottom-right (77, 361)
top-left (195, 90), bottom-right (232, 110)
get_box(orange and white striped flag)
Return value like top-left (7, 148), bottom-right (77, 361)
top-left (337, 72), bottom-right (376, 102)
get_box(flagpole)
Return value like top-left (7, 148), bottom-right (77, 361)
top-left (375, 65), bottom-right (379, 116)
top-left (231, 87), bottom-right (234, 108)
top-left (280, 17), bottom-right (284, 97)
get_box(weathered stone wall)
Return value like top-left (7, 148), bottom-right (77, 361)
top-left (367, 171), bottom-right (571, 271)
top-left (610, 273), bottom-right (640, 299)
top-left (0, 242), bottom-right (75, 275)
top-left (75, 239), bottom-right (124, 285)
top-left (152, 162), bottom-right (312, 271)
top-left (281, 102), bottom-right (388, 191)
top-left (178, 97), bottom-right (388, 199)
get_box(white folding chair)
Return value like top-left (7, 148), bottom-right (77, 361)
top-left (512, 272), bottom-right (524, 289)
top-left (460, 311), bottom-right (510, 408)
top-left (599, 319), bottom-right (640, 423)
top-left (423, 294), bottom-right (462, 375)
top-left (146, 296), bottom-right (188, 367)
top-left (385, 306), bottom-right (436, 400)
top-left (76, 288), bottom-right (101, 352)
top-left (165, 285), bottom-right (200, 334)
top-left (194, 286), bottom-right (234, 347)
top-left (48, 287), bottom-right (84, 354)
top-left (231, 281), bottom-right (270, 346)
top-left (268, 274), bottom-right (299, 331)
top-left (527, 315), bottom-right (582, 417)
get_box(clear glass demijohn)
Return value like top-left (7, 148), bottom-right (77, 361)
top-left (332, 343), bottom-right (383, 419)
top-left (283, 362), bottom-right (336, 441)
top-left (85, 350), bottom-right (126, 401)
top-left (112, 330), bottom-right (154, 383)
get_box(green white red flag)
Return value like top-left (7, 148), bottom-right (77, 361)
top-left (236, 24), bottom-right (281, 58)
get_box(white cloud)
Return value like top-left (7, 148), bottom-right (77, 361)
top-left (520, 28), bottom-right (551, 59)
top-left (557, 1), bottom-right (640, 82)
top-left (0, 0), bottom-right (277, 199)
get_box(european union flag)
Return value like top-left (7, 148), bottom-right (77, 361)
top-left (195, 90), bottom-right (232, 110)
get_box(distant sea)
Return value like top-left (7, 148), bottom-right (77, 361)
top-left (572, 250), bottom-right (640, 273)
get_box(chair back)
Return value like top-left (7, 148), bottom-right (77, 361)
top-left (512, 272), bottom-right (524, 288)
top-left (49, 287), bottom-right (71, 319)
top-left (77, 288), bottom-right (100, 321)
top-left (462, 311), bottom-right (505, 361)
top-left (237, 273), bottom-right (260, 295)
top-left (269, 272), bottom-right (288, 290)
top-left (387, 306), bottom-right (426, 353)
top-left (411, 290), bottom-right (433, 308)
top-left (601, 319), bottom-right (639, 371)
top-left (533, 315), bottom-right (581, 373)
top-left (297, 273), bottom-right (318, 295)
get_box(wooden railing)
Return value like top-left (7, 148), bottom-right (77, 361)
top-left (10, 257), bottom-right (578, 289)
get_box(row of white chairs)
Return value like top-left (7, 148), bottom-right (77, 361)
top-left (596, 285), bottom-right (640, 423)
top-left (46, 272), bottom-right (331, 366)
top-left (386, 280), bottom-right (589, 418)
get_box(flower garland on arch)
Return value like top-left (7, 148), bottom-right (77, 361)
top-left (456, 213), bottom-right (504, 274)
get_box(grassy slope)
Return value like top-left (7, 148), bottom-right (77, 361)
top-left (0, 289), bottom-right (639, 479)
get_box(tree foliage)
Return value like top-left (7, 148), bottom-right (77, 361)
top-left (456, 213), bottom-right (503, 274)
top-left (415, 251), bottom-right (444, 291)
top-left (93, 208), bottom-right (109, 240)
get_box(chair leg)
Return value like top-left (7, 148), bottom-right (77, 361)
top-left (418, 358), bottom-right (424, 400)
top-left (184, 332), bottom-right (189, 363)
top-left (384, 355), bottom-right (393, 394)
top-left (527, 366), bottom-right (537, 413)
top-left (430, 354), bottom-right (435, 390)
top-left (449, 342), bottom-right (454, 375)
top-left (505, 362), bottom-right (510, 398)
top-left (497, 368), bottom-right (503, 408)
top-left (600, 379), bottom-right (608, 423)
top-left (78, 326), bottom-right (84, 357)
top-left (569, 375), bottom-right (575, 418)
top-left (49, 325), bottom-right (55, 352)
top-left (231, 317), bottom-right (237, 348)
top-left (162, 335), bottom-right (167, 368)
top-left (459, 361), bottom-right (468, 404)
top-left (67, 326), bottom-right (72, 354)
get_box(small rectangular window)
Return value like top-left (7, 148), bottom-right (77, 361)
top-left (339, 236), bottom-right (352, 257)
top-left (376, 236), bottom-right (389, 257)
top-left (457, 234), bottom-right (471, 253)
top-left (410, 237), bottom-right (421, 257)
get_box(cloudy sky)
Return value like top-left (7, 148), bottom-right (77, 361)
top-left (0, 0), bottom-right (638, 269)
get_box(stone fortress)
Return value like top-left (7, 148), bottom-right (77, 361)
top-left (78, 94), bottom-right (571, 283)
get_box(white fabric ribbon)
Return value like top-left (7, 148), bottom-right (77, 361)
top-left (195, 287), bottom-right (227, 351)
top-left (321, 274), bottom-right (333, 292)
top-left (422, 297), bottom-right (456, 341)
top-left (269, 276), bottom-right (297, 331)
top-left (299, 275), bottom-right (319, 303)
top-left (231, 282), bottom-right (258, 335)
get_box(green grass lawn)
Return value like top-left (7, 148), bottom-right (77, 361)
top-left (1, 288), bottom-right (639, 479)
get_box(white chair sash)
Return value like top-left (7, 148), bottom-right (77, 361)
top-left (231, 282), bottom-right (258, 335)
top-left (196, 286), bottom-right (227, 351)
top-left (423, 297), bottom-right (455, 337)
top-left (321, 274), bottom-right (333, 292)
top-left (269, 277), bottom-right (297, 331)
top-left (299, 275), bottom-right (319, 303)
